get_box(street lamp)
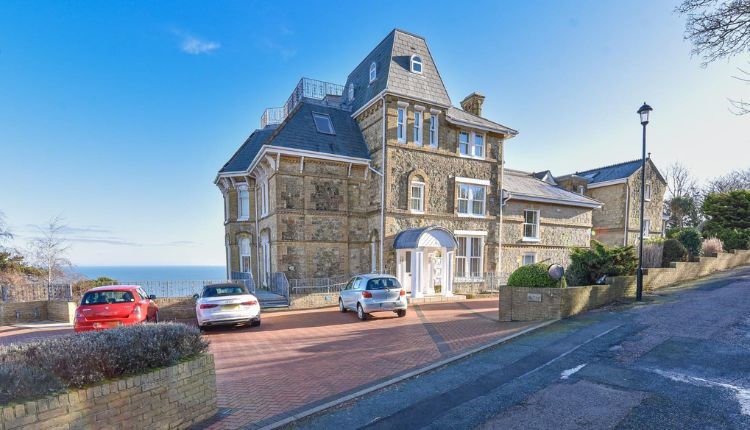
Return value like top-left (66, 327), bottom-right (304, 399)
top-left (636, 102), bottom-right (652, 301)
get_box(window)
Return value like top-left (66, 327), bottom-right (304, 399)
top-left (457, 183), bottom-right (486, 217)
top-left (456, 236), bottom-right (483, 278)
top-left (522, 253), bottom-right (537, 266)
top-left (410, 55), bottom-right (423, 74)
top-left (459, 132), bottom-right (470, 155)
top-left (458, 131), bottom-right (485, 158)
top-left (312, 112), bottom-right (335, 134)
top-left (410, 181), bottom-right (425, 213)
top-left (644, 183), bottom-right (652, 201)
top-left (523, 210), bottom-right (540, 240)
top-left (405, 251), bottom-right (412, 274)
top-left (369, 62), bottom-right (377, 82)
top-left (239, 237), bottom-right (252, 273)
top-left (397, 107), bottom-right (406, 143)
top-left (237, 185), bottom-right (250, 221)
top-left (473, 133), bottom-right (484, 157)
top-left (259, 179), bottom-right (269, 217)
top-left (643, 219), bottom-right (651, 238)
top-left (413, 111), bottom-right (422, 145)
top-left (223, 191), bottom-right (230, 222)
top-left (578, 185), bottom-right (585, 195)
top-left (348, 83), bottom-right (354, 102)
top-left (429, 114), bottom-right (438, 148)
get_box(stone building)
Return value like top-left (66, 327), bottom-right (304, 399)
top-left (215, 29), bottom-right (601, 296)
top-left (556, 158), bottom-right (667, 247)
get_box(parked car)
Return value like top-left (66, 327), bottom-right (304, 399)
top-left (74, 285), bottom-right (158, 333)
top-left (193, 283), bottom-right (260, 329)
top-left (339, 274), bottom-right (407, 321)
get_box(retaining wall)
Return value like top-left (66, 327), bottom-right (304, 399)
top-left (0, 354), bottom-right (217, 430)
top-left (0, 301), bottom-right (76, 325)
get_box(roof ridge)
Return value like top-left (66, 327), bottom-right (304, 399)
top-left (574, 158), bottom-right (645, 175)
top-left (345, 30), bottom-right (395, 82)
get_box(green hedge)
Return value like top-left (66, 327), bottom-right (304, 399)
top-left (0, 323), bottom-right (208, 405)
top-left (566, 241), bottom-right (637, 286)
top-left (507, 263), bottom-right (560, 288)
top-left (662, 239), bottom-right (687, 266)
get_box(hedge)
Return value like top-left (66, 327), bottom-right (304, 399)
top-left (507, 263), bottom-right (560, 288)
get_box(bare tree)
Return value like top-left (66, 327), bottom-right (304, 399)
top-left (29, 215), bottom-right (71, 285)
top-left (0, 211), bottom-right (12, 245)
top-left (705, 167), bottom-right (750, 192)
top-left (663, 162), bottom-right (703, 229)
top-left (664, 161), bottom-right (700, 198)
top-left (676, 0), bottom-right (750, 113)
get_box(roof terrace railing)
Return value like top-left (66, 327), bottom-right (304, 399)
top-left (260, 77), bottom-right (344, 128)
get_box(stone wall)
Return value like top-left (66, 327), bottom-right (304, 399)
top-left (289, 292), bottom-right (340, 309)
top-left (47, 301), bottom-right (76, 324)
top-left (0, 301), bottom-right (48, 325)
top-left (155, 297), bottom-right (197, 320)
top-left (0, 354), bottom-right (217, 430)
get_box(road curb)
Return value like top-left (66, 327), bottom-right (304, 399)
top-left (258, 319), bottom-right (559, 430)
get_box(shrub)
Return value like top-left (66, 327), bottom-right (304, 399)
top-left (507, 263), bottom-right (559, 288)
top-left (662, 239), bottom-right (687, 266)
top-left (0, 363), bottom-right (64, 405)
top-left (566, 241), bottom-right (637, 286)
top-left (677, 227), bottom-right (702, 259)
top-left (665, 227), bottom-right (683, 239)
top-left (702, 190), bottom-right (750, 251)
top-left (0, 323), bottom-right (208, 405)
top-left (72, 276), bottom-right (118, 299)
top-left (642, 243), bottom-right (663, 268)
top-left (702, 237), bottom-right (724, 256)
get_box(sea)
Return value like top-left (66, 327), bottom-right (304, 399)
top-left (73, 266), bottom-right (227, 282)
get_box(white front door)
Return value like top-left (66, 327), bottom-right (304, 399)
top-left (403, 251), bottom-right (412, 292)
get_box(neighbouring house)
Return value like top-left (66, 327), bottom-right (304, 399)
top-left (215, 29), bottom-right (600, 297)
top-left (556, 158), bottom-right (667, 247)
top-left (500, 169), bottom-right (601, 277)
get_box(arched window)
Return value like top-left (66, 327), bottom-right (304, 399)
top-left (348, 83), bottom-right (354, 102)
top-left (410, 175), bottom-right (425, 213)
top-left (410, 55), bottom-right (423, 74)
top-left (239, 237), bottom-right (252, 273)
top-left (237, 184), bottom-right (250, 221)
top-left (369, 62), bottom-right (377, 82)
top-left (258, 177), bottom-right (269, 217)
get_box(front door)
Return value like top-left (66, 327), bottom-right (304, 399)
top-left (403, 251), bottom-right (412, 293)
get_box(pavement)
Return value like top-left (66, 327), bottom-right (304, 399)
top-left (292, 266), bottom-right (750, 430)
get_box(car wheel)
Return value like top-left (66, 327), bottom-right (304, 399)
top-left (339, 299), bottom-right (347, 313)
top-left (357, 304), bottom-right (367, 321)
top-left (396, 309), bottom-right (406, 318)
top-left (250, 317), bottom-right (261, 327)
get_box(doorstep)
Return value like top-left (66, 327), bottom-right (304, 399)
top-left (407, 294), bottom-right (467, 304)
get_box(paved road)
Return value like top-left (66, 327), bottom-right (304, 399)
top-left (293, 266), bottom-right (750, 430)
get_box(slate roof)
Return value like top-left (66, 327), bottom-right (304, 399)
top-left (446, 107), bottom-right (518, 135)
top-left (344, 29), bottom-right (452, 113)
top-left (503, 170), bottom-right (602, 208)
top-left (563, 158), bottom-right (665, 185)
top-left (219, 100), bottom-right (369, 174)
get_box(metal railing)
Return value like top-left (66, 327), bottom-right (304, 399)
top-left (94, 279), bottom-right (251, 299)
top-left (0, 284), bottom-right (73, 303)
top-left (452, 272), bottom-right (507, 295)
top-left (260, 77), bottom-right (345, 128)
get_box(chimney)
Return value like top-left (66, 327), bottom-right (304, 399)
top-left (460, 92), bottom-right (485, 116)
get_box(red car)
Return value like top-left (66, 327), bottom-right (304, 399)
top-left (74, 285), bottom-right (159, 333)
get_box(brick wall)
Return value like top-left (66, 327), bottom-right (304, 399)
top-left (0, 354), bottom-right (217, 430)
top-left (47, 301), bottom-right (76, 323)
top-left (289, 292), bottom-right (340, 309)
top-left (0, 301), bottom-right (77, 325)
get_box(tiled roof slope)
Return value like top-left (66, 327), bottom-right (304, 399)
top-left (565, 159), bottom-right (645, 184)
top-left (344, 29), bottom-right (452, 113)
top-left (447, 107), bottom-right (518, 135)
top-left (219, 100), bottom-right (369, 174)
top-left (504, 170), bottom-right (602, 208)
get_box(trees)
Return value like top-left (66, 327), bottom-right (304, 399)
top-left (663, 162), bottom-right (702, 229)
top-left (702, 190), bottom-right (750, 250)
top-left (705, 167), bottom-right (750, 193)
top-left (676, 0), bottom-right (750, 114)
top-left (0, 211), bottom-right (12, 245)
top-left (28, 216), bottom-right (71, 285)
top-left (566, 241), bottom-right (638, 286)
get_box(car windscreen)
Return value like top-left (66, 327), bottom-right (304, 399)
top-left (82, 290), bottom-right (136, 305)
top-left (366, 278), bottom-right (401, 290)
top-left (203, 285), bottom-right (248, 297)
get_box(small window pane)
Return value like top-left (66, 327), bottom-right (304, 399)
top-left (459, 132), bottom-right (469, 155)
top-left (473, 134), bottom-right (484, 157)
top-left (312, 113), bottom-right (335, 134)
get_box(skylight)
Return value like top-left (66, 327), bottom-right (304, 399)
top-left (312, 112), bottom-right (335, 135)
top-left (369, 62), bottom-right (377, 82)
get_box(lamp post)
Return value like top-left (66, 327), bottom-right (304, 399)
top-left (636, 102), bottom-right (652, 301)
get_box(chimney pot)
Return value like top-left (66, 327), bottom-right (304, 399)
top-left (460, 92), bottom-right (486, 116)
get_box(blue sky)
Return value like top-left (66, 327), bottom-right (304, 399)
top-left (1, 1), bottom-right (747, 266)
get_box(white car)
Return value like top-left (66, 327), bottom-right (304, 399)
top-left (339, 274), bottom-right (407, 321)
top-left (194, 283), bottom-right (261, 329)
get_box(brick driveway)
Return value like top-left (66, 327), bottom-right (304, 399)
top-left (0, 299), bottom-right (536, 429)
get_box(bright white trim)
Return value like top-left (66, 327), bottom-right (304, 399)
top-left (410, 55), bottom-right (423, 74)
top-left (457, 131), bottom-right (485, 159)
top-left (455, 177), bottom-right (491, 186)
top-left (523, 209), bottom-right (540, 241)
top-left (410, 181), bottom-right (425, 213)
top-left (445, 116), bottom-right (517, 136)
top-left (397, 100), bottom-right (410, 108)
top-left (454, 230), bottom-right (487, 236)
top-left (369, 62), bottom-right (377, 83)
top-left (644, 183), bottom-right (652, 201)
top-left (586, 178), bottom-right (627, 189)
top-left (503, 193), bottom-right (602, 209)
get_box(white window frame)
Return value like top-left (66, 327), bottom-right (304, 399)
top-left (458, 131), bottom-right (485, 159)
top-left (644, 183), bottom-right (652, 201)
top-left (413, 110), bottom-right (422, 146)
top-left (429, 112), bottom-right (438, 148)
top-left (455, 235), bottom-right (484, 280)
top-left (456, 179), bottom-right (488, 217)
top-left (369, 62), bottom-right (377, 83)
top-left (410, 181), bottom-right (425, 213)
top-left (523, 209), bottom-right (540, 241)
top-left (259, 178), bottom-right (269, 217)
top-left (223, 191), bottom-right (230, 223)
top-left (522, 253), bottom-right (537, 266)
top-left (577, 185), bottom-right (585, 195)
top-left (347, 83), bottom-right (354, 102)
top-left (397, 107), bottom-right (406, 143)
top-left (239, 237), bottom-right (252, 273)
top-left (237, 184), bottom-right (250, 221)
top-left (643, 219), bottom-right (651, 238)
top-left (312, 112), bottom-right (335, 135)
top-left (410, 55), bottom-right (423, 74)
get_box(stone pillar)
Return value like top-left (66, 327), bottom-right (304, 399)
top-left (412, 250), bottom-right (423, 298)
top-left (443, 250), bottom-right (454, 297)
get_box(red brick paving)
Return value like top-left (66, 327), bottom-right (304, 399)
top-left (0, 299), bottom-right (535, 429)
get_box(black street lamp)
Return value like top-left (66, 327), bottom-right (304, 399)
top-left (636, 102), bottom-right (652, 301)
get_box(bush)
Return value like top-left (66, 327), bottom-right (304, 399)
top-left (666, 227), bottom-right (683, 239)
top-left (702, 237), bottom-right (724, 256)
top-left (507, 263), bottom-right (560, 288)
top-left (0, 363), bottom-right (64, 405)
top-left (0, 323), bottom-right (208, 405)
top-left (702, 190), bottom-right (750, 251)
top-left (677, 228), bottom-right (702, 259)
top-left (72, 276), bottom-right (118, 299)
top-left (642, 243), bottom-right (664, 268)
top-left (565, 241), bottom-right (637, 286)
top-left (662, 239), bottom-right (687, 266)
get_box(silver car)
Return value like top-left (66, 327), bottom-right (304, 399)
top-left (338, 274), bottom-right (407, 321)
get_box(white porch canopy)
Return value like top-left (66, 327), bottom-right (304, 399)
top-left (393, 226), bottom-right (457, 298)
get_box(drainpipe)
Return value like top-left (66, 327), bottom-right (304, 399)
top-left (623, 183), bottom-right (630, 246)
top-left (380, 95), bottom-right (386, 273)
top-left (254, 180), bottom-right (261, 285)
top-left (498, 154), bottom-right (506, 286)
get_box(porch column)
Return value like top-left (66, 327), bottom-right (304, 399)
top-left (443, 250), bottom-right (454, 297)
top-left (412, 250), bottom-right (424, 298)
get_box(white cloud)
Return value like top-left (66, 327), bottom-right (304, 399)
top-left (172, 30), bottom-right (220, 55)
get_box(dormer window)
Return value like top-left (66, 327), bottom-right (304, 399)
top-left (312, 112), bottom-right (335, 135)
top-left (369, 62), bottom-right (377, 82)
top-left (347, 83), bottom-right (354, 102)
top-left (410, 55), bottom-right (423, 74)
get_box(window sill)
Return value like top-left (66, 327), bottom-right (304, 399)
top-left (456, 213), bottom-right (487, 218)
top-left (522, 237), bottom-right (540, 243)
top-left (410, 210), bottom-right (425, 215)
top-left (458, 153), bottom-right (484, 160)
top-left (454, 277), bottom-right (484, 283)
top-left (237, 217), bottom-right (250, 222)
